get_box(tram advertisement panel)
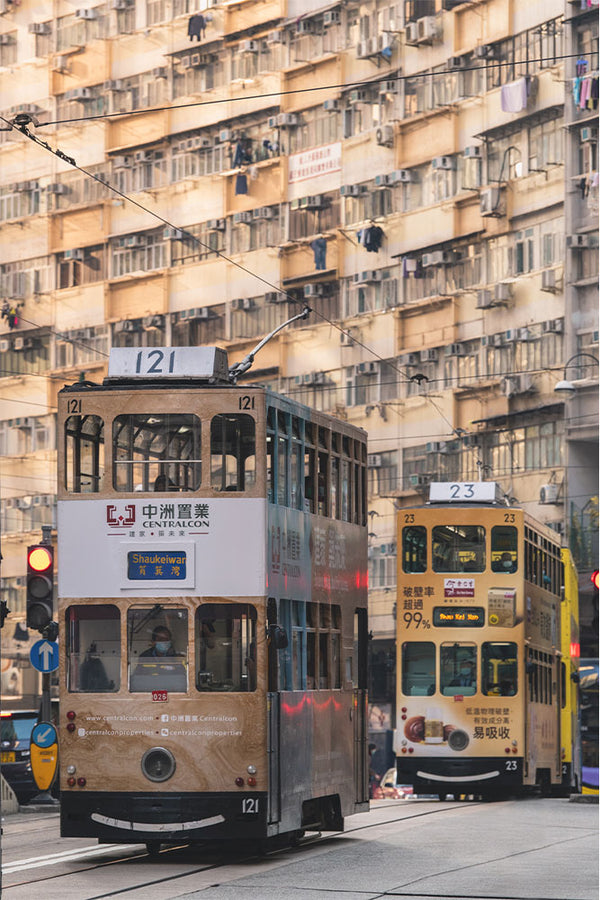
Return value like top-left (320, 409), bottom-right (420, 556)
top-left (57, 498), bottom-right (267, 597)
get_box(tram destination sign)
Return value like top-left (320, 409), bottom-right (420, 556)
top-left (433, 607), bottom-right (485, 627)
top-left (107, 347), bottom-right (229, 381)
top-left (127, 550), bottom-right (187, 580)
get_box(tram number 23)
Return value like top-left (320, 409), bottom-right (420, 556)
top-left (242, 798), bottom-right (259, 814)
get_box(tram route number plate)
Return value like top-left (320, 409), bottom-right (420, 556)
top-left (127, 551), bottom-right (187, 580)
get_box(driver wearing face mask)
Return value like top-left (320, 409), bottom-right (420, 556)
top-left (140, 626), bottom-right (180, 659)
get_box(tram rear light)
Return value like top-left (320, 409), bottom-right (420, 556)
top-left (247, 776), bottom-right (257, 787)
top-left (66, 710), bottom-right (76, 720)
top-left (505, 748), bottom-right (511, 754)
top-left (512, 747), bottom-right (518, 753)
top-left (401, 714), bottom-right (407, 720)
top-left (401, 747), bottom-right (407, 754)
top-left (67, 777), bottom-right (76, 787)
top-left (408, 747), bottom-right (414, 754)
top-left (401, 707), bottom-right (407, 713)
top-left (235, 777), bottom-right (244, 787)
top-left (77, 777), bottom-right (86, 787)
top-left (67, 722), bottom-right (76, 732)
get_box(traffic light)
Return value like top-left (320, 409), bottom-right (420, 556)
top-left (591, 570), bottom-right (599, 591)
top-left (26, 543), bottom-right (54, 631)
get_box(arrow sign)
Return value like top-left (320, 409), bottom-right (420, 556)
top-left (30, 639), bottom-right (59, 673)
top-left (31, 722), bottom-right (58, 749)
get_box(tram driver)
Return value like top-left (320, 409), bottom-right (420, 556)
top-left (132, 626), bottom-right (187, 692)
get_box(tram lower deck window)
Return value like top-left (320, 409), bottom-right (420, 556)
top-left (196, 604), bottom-right (257, 692)
top-left (66, 605), bottom-right (120, 692)
top-left (401, 642), bottom-right (435, 696)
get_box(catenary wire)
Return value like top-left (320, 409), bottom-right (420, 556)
top-left (32, 51), bottom-right (590, 129)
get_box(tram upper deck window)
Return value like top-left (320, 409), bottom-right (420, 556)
top-left (401, 641), bottom-right (435, 696)
top-left (402, 526), bottom-right (427, 573)
top-left (482, 642), bottom-right (517, 696)
top-left (440, 642), bottom-right (477, 696)
top-left (211, 414), bottom-right (255, 492)
top-left (432, 525), bottom-right (485, 573)
top-left (65, 415), bottom-right (104, 493)
top-left (113, 414), bottom-right (201, 492)
top-left (66, 605), bottom-right (120, 692)
top-left (128, 608), bottom-right (188, 693)
top-left (491, 526), bottom-right (518, 572)
top-left (196, 604), bottom-right (257, 692)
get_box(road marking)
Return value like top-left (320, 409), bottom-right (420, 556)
top-left (2, 843), bottom-right (142, 874)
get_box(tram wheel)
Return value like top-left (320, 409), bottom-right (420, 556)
top-left (146, 841), bottom-right (162, 857)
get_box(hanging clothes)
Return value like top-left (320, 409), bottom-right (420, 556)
top-left (234, 173), bottom-right (248, 195)
top-left (311, 236), bottom-right (327, 270)
top-left (500, 77), bottom-right (528, 113)
top-left (232, 141), bottom-right (253, 167)
top-left (188, 14), bottom-right (206, 41)
top-left (364, 225), bottom-right (384, 253)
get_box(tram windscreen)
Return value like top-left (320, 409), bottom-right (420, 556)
top-left (196, 604), bottom-right (257, 692)
top-left (432, 525), bottom-right (485, 573)
top-left (113, 414), bottom-right (201, 492)
top-left (128, 608), bottom-right (188, 693)
top-left (66, 605), bottom-right (120, 692)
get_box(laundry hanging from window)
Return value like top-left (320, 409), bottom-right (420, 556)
top-left (188, 14), bottom-right (206, 41)
top-left (235, 172), bottom-right (248, 195)
top-left (311, 236), bottom-right (327, 270)
top-left (357, 224), bottom-right (384, 253)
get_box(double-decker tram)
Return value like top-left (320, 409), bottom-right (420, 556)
top-left (395, 481), bottom-right (576, 799)
top-left (57, 345), bottom-right (369, 850)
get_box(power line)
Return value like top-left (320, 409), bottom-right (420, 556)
top-left (33, 51), bottom-right (588, 130)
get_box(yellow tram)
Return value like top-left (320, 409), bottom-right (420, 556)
top-left (57, 346), bottom-right (369, 849)
top-left (395, 481), bottom-right (579, 799)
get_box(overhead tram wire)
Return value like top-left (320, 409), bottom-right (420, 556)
top-left (32, 51), bottom-right (590, 130)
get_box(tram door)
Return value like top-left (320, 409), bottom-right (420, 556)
top-left (267, 693), bottom-right (281, 823)
top-left (354, 609), bottom-right (369, 803)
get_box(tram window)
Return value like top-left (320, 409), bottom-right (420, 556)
top-left (353, 607), bottom-right (368, 689)
top-left (195, 604), bottom-right (257, 692)
top-left (65, 415), bottom-right (105, 493)
top-left (341, 457), bottom-right (351, 522)
top-left (432, 525), bottom-right (485, 573)
top-left (267, 408), bottom-right (275, 503)
top-left (128, 608), bottom-right (188, 693)
top-left (306, 602), bottom-right (317, 688)
top-left (113, 414), bottom-right (201, 492)
top-left (403, 526), bottom-right (427, 573)
top-left (211, 414), bottom-right (255, 492)
top-left (291, 418), bottom-right (303, 511)
top-left (66, 605), bottom-right (120, 692)
top-left (331, 605), bottom-right (342, 688)
top-left (319, 605), bottom-right (330, 689)
top-left (482, 642), bottom-right (517, 696)
top-left (491, 526), bottom-right (518, 572)
top-left (401, 642), bottom-right (436, 696)
top-left (318, 427), bottom-right (329, 516)
top-left (440, 643), bottom-right (477, 696)
top-left (276, 411), bottom-right (289, 505)
top-left (304, 428), bottom-right (317, 514)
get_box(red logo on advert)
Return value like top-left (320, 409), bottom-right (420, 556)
top-left (106, 504), bottom-right (136, 527)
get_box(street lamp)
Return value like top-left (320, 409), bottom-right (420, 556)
top-left (554, 353), bottom-right (599, 395)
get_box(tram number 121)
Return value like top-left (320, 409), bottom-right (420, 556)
top-left (242, 798), bottom-right (259, 814)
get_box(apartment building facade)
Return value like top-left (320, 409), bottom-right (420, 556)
top-left (0, 0), bottom-right (597, 709)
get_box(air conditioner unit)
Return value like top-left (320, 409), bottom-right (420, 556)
top-left (68, 88), bottom-right (94, 101)
top-left (540, 484), bottom-right (560, 505)
top-left (180, 307), bottom-right (212, 321)
top-left (13, 338), bottom-right (25, 351)
top-left (504, 329), bottom-right (518, 343)
top-left (180, 55), bottom-right (192, 68)
top-left (296, 19), bottom-right (314, 33)
top-left (54, 54), bottom-right (69, 72)
top-left (252, 206), bottom-right (273, 219)
top-left (152, 67), bottom-right (167, 79)
top-left (448, 56), bottom-right (466, 70)
top-left (566, 234), bottom-right (592, 249)
top-left (542, 318), bottom-right (563, 334)
top-left (401, 353), bottom-right (419, 365)
top-left (112, 0), bottom-right (131, 8)
top-left (541, 269), bottom-right (558, 292)
top-left (464, 145), bottom-right (482, 158)
top-left (190, 136), bottom-right (212, 149)
top-left (267, 30), bottom-right (283, 44)
top-left (16, 496), bottom-right (33, 509)
top-left (475, 44), bottom-right (494, 58)
top-left (113, 155), bottom-right (132, 168)
top-left (480, 186), bottom-right (501, 216)
top-left (276, 113), bottom-right (298, 128)
top-left (423, 250), bottom-right (454, 267)
top-left (409, 473), bottom-right (432, 487)
top-left (374, 174), bottom-right (390, 187)
top-left (29, 22), bottom-right (51, 34)
top-left (123, 234), bottom-right (143, 247)
top-left (376, 125), bottom-right (394, 147)
top-left (518, 327), bottom-right (535, 342)
top-left (494, 282), bottom-right (511, 303)
top-left (581, 126), bottom-right (598, 142)
top-left (323, 99), bottom-right (339, 111)
top-left (391, 169), bottom-right (414, 184)
top-left (76, 8), bottom-right (98, 19)
top-left (265, 292), bottom-right (280, 304)
top-left (206, 218), bottom-right (225, 231)
top-left (218, 128), bottom-right (232, 142)
top-left (240, 40), bottom-right (259, 53)
top-left (106, 79), bottom-right (125, 91)
top-left (380, 80), bottom-right (399, 96)
top-left (445, 343), bottom-right (465, 356)
top-left (301, 195), bottom-right (324, 209)
top-left (0, 340), bottom-right (10, 352)
top-left (114, 320), bottom-right (137, 333)
top-left (47, 183), bottom-right (69, 195)
top-left (367, 454), bottom-right (382, 468)
top-left (405, 22), bottom-right (419, 45)
top-left (355, 270), bottom-right (382, 284)
top-left (417, 16), bottom-right (437, 43)
top-left (323, 9), bottom-right (341, 26)
top-left (340, 330), bottom-right (354, 345)
top-left (432, 155), bottom-right (455, 170)
top-left (268, 116), bottom-right (279, 128)
top-left (349, 89), bottom-right (369, 104)
top-left (356, 361), bottom-right (377, 374)
top-left (143, 315), bottom-right (164, 330)
top-left (231, 297), bottom-right (254, 311)
top-left (15, 181), bottom-right (39, 192)
top-left (356, 40), bottom-right (371, 58)
top-left (64, 248), bottom-right (84, 260)
top-left (304, 284), bottom-right (324, 298)
top-left (491, 333), bottom-right (504, 347)
top-left (340, 184), bottom-right (367, 196)
top-left (477, 290), bottom-right (493, 309)
top-left (233, 211), bottom-right (252, 224)
top-left (426, 441), bottom-right (447, 453)
top-left (420, 348), bottom-right (438, 362)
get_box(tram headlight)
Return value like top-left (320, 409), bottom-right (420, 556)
top-left (141, 747), bottom-right (176, 783)
top-left (247, 765), bottom-right (257, 775)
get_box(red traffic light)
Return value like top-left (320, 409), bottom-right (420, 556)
top-left (28, 545), bottom-right (53, 573)
top-left (592, 570), bottom-right (599, 590)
